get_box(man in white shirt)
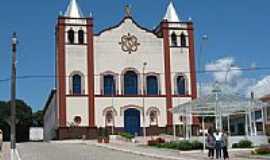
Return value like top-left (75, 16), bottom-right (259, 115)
top-left (214, 129), bottom-right (223, 159)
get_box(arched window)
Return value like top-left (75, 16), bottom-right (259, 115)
top-left (104, 75), bottom-right (116, 96)
top-left (177, 76), bottom-right (186, 95)
top-left (68, 29), bottom-right (75, 44)
top-left (72, 74), bottom-right (82, 95)
top-left (124, 71), bottom-right (138, 95)
top-left (149, 110), bottom-right (157, 124)
top-left (180, 33), bottom-right (187, 47)
top-left (171, 32), bottom-right (177, 47)
top-left (78, 30), bottom-right (84, 44)
top-left (105, 111), bottom-right (114, 126)
top-left (146, 75), bottom-right (159, 95)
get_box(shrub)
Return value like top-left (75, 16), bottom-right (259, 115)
top-left (232, 139), bottom-right (253, 148)
top-left (232, 143), bottom-right (239, 148)
top-left (119, 132), bottom-right (134, 140)
top-left (191, 140), bottom-right (203, 150)
top-left (238, 140), bottom-right (253, 148)
top-left (153, 140), bottom-right (202, 151)
top-left (254, 146), bottom-right (270, 155)
top-left (176, 140), bottom-right (193, 151)
top-left (148, 138), bottom-right (166, 146)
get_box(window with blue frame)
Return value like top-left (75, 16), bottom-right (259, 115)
top-left (104, 75), bottom-right (115, 96)
top-left (124, 71), bottom-right (138, 95)
top-left (146, 75), bottom-right (159, 95)
top-left (72, 74), bottom-right (82, 95)
top-left (177, 76), bottom-right (186, 95)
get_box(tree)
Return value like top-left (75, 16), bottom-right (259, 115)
top-left (0, 99), bottom-right (32, 142)
top-left (32, 111), bottom-right (43, 127)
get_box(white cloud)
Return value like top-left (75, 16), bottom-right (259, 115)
top-left (247, 76), bottom-right (270, 98)
top-left (205, 57), bottom-right (242, 83)
top-left (201, 57), bottom-right (270, 98)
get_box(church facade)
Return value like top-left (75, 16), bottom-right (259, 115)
top-left (43, 0), bottom-right (197, 140)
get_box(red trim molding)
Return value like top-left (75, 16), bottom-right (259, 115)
top-left (187, 23), bottom-right (197, 99)
top-left (162, 22), bottom-right (173, 126)
top-left (87, 18), bottom-right (95, 127)
top-left (57, 18), bottom-right (67, 127)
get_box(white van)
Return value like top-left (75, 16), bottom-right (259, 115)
top-left (0, 129), bottom-right (3, 151)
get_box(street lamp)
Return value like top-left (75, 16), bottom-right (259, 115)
top-left (198, 34), bottom-right (208, 97)
top-left (10, 32), bottom-right (17, 153)
top-left (142, 62), bottom-right (147, 140)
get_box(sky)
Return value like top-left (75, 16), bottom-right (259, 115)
top-left (0, 0), bottom-right (270, 111)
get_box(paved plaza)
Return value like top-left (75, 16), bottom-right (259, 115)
top-left (2, 141), bottom-right (265, 160)
top-left (16, 142), bottom-right (166, 160)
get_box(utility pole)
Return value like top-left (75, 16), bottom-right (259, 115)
top-left (142, 62), bottom-right (147, 140)
top-left (10, 32), bottom-right (17, 151)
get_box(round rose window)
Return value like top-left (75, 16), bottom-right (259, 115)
top-left (74, 116), bottom-right (82, 125)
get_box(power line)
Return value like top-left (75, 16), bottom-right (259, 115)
top-left (0, 66), bottom-right (269, 83)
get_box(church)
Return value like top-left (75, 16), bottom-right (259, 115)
top-left (43, 0), bottom-right (197, 140)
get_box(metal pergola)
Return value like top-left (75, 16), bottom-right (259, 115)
top-left (170, 85), bottom-right (268, 150)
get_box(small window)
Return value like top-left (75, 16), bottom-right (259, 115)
top-left (68, 29), bottom-right (75, 44)
top-left (146, 75), bottom-right (159, 95)
top-left (72, 74), bottom-right (82, 95)
top-left (105, 111), bottom-right (114, 126)
top-left (171, 32), bottom-right (178, 47)
top-left (104, 75), bottom-right (116, 96)
top-left (124, 71), bottom-right (138, 95)
top-left (177, 76), bottom-right (186, 95)
top-left (78, 30), bottom-right (84, 44)
top-left (180, 33), bottom-right (187, 47)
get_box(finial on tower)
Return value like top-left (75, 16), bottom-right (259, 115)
top-left (64, 0), bottom-right (84, 18)
top-left (125, 4), bottom-right (132, 17)
top-left (163, 0), bottom-right (180, 22)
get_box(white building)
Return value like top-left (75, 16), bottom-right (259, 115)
top-left (43, 0), bottom-right (198, 140)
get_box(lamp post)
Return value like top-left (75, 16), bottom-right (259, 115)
top-left (212, 82), bottom-right (221, 130)
top-left (10, 32), bottom-right (17, 152)
top-left (198, 34), bottom-right (208, 97)
top-left (142, 62), bottom-right (147, 140)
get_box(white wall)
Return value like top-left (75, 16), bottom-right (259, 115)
top-left (66, 97), bottom-right (89, 126)
top-left (95, 97), bottom-right (167, 128)
top-left (44, 93), bottom-right (57, 141)
top-left (94, 18), bottom-right (164, 95)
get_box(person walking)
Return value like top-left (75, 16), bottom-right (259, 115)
top-left (222, 131), bottom-right (229, 160)
top-left (214, 129), bottom-right (222, 159)
top-left (206, 129), bottom-right (216, 159)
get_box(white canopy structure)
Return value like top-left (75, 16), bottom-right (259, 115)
top-left (171, 84), bottom-right (268, 137)
top-left (171, 84), bottom-right (268, 150)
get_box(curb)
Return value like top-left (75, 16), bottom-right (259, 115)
top-left (95, 143), bottom-right (198, 160)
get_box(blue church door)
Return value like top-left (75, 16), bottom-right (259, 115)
top-left (124, 109), bottom-right (141, 135)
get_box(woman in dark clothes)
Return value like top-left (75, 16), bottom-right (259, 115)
top-left (206, 129), bottom-right (216, 159)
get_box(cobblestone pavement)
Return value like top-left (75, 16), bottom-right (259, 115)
top-left (17, 142), bottom-right (170, 160)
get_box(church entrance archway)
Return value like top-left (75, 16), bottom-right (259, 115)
top-left (124, 108), bottom-right (141, 135)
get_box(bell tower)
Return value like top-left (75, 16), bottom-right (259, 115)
top-left (56, 0), bottom-right (95, 127)
top-left (158, 1), bottom-right (197, 127)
